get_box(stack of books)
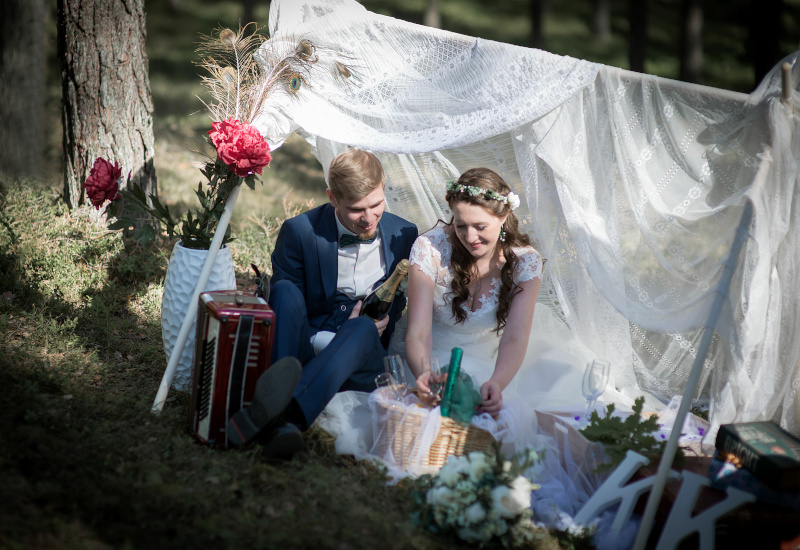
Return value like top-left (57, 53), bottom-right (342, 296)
top-left (714, 421), bottom-right (800, 490)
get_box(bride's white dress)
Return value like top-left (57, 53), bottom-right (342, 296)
top-left (318, 224), bottom-right (707, 537)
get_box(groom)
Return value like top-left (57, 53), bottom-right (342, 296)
top-left (227, 149), bottom-right (418, 458)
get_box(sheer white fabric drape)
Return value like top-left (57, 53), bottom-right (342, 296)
top-left (254, 0), bottom-right (800, 440)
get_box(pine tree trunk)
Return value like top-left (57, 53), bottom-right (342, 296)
top-left (0, 0), bottom-right (46, 179)
top-left (679, 0), bottom-right (703, 83)
top-left (529, 0), bottom-right (545, 49)
top-left (58, 0), bottom-right (157, 211)
top-left (592, 0), bottom-right (611, 43)
top-left (628, 0), bottom-right (647, 73)
top-left (751, 0), bottom-right (783, 87)
top-left (242, 0), bottom-right (257, 32)
top-left (424, 0), bottom-right (440, 29)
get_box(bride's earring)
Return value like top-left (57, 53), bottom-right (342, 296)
top-left (499, 225), bottom-right (506, 242)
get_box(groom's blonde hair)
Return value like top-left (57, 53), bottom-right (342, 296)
top-left (327, 149), bottom-right (386, 201)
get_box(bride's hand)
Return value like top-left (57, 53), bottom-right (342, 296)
top-left (416, 371), bottom-right (441, 407)
top-left (479, 380), bottom-right (503, 415)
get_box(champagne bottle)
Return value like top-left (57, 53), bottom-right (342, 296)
top-left (359, 259), bottom-right (411, 320)
top-left (440, 347), bottom-right (463, 418)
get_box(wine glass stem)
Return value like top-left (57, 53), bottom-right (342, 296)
top-left (585, 398), bottom-right (596, 426)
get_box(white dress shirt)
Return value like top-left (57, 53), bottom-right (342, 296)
top-left (310, 213), bottom-right (387, 355)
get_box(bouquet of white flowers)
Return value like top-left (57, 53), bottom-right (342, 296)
top-left (412, 447), bottom-right (544, 547)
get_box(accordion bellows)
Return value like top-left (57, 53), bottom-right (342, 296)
top-left (188, 291), bottom-right (275, 448)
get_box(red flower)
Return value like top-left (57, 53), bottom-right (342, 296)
top-left (208, 117), bottom-right (272, 177)
top-left (83, 157), bottom-right (122, 209)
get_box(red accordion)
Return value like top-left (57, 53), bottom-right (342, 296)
top-left (188, 290), bottom-right (275, 448)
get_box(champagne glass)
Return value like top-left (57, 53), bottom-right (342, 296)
top-left (383, 355), bottom-right (408, 395)
top-left (428, 355), bottom-right (445, 399)
top-left (582, 359), bottom-right (611, 426)
top-left (375, 372), bottom-right (402, 401)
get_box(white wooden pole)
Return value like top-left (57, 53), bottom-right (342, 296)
top-left (151, 184), bottom-right (242, 414)
top-left (631, 193), bottom-right (758, 550)
top-left (782, 62), bottom-right (793, 102)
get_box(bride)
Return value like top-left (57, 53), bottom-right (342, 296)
top-left (405, 167), bottom-right (549, 414)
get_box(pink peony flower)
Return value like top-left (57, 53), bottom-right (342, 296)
top-left (208, 117), bottom-right (272, 177)
top-left (83, 157), bottom-right (122, 209)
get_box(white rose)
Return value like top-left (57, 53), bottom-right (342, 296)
top-left (427, 485), bottom-right (456, 509)
top-left (467, 452), bottom-right (492, 482)
top-left (509, 476), bottom-right (533, 510)
top-left (438, 464), bottom-right (461, 487)
top-left (507, 192), bottom-right (521, 210)
top-left (490, 485), bottom-right (525, 518)
top-left (464, 502), bottom-right (487, 525)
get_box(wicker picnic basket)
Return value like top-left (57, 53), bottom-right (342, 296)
top-left (372, 387), bottom-right (496, 470)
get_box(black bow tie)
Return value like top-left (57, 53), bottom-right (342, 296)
top-left (339, 234), bottom-right (377, 247)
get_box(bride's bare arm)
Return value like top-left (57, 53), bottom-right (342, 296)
top-left (404, 264), bottom-right (436, 392)
top-left (481, 277), bottom-right (542, 414)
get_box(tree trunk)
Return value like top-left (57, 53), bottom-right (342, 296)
top-left (58, 0), bottom-right (157, 211)
top-left (628, 0), bottom-right (647, 73)
top-left (424, 0), bottom-right (440, 29)
top-left (679, 0), bottom-right (703, 83)
top-left (592, 0), bottom-right (611, 43)
top-left (242, 0), bottom-right (257, 32)
top-left (0, 0), bottom-right (46, 179)
top-left (751, 0), bottom-right (783, 87)
top-left (529, 0), bottom-right (545, 49)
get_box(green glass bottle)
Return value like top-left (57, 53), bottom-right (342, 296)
top-left (360, 259), bottom-right (410, 320)
top-left (440, 347), bottom-right (463, 418)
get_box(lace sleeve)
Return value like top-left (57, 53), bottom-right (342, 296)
top-left (514, 247), bottom-right (543, 283)
top-left (409, 234), bottom-right (439, 282)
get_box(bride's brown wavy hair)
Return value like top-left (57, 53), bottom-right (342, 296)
top-left (446, 168), bottom-right (530, 332)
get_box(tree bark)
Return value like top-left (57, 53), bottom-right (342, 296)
top-left (628, 0), bottom-right (647, 73)
top-left (58, 0), bottom-right (157, 211)
top-left (242, 0), bottom-right (257, 32)
top-left (679, 0), bottom-right (703, 83)
top-left (751, 0), bottom-right (783, 87)
top-left (0, 0), bottom-right (46, 179)
top-left (529, 0), bottom-right (545, 49)
top-left (424, 0), bottom-right (440, 29)
top-left (592, 0), bottom-right (611, 43)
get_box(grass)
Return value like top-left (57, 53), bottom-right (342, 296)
top-left (0, 180), bottom-right (487, 550)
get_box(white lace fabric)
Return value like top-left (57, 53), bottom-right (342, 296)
top-left (256, 0), bottom-right (800, 440)
top-left (410, 223), bottom-right (542, 338)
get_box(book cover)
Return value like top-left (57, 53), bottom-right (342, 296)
top-left (715, 421), bottom-right (800, 490)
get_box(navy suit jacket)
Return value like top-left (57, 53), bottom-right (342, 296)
top-left (270, 203), bottom-right (418, 349)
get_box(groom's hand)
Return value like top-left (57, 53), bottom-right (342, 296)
top-left (349, 300), bottom-right (389, 336)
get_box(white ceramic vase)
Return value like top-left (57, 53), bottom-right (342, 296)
top-left (161, 240), bottom-right (237, 391)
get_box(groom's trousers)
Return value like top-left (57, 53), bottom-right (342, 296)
top-left (269, 279), bottom-right (386, 429)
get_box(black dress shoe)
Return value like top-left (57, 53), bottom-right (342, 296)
top-left (261, 422), bottom-right (305, 461)
top-left (227, 356), bottom-right (302, 446)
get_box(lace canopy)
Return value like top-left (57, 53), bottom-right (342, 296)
top-left (253, 0), bottom-right (800, 441)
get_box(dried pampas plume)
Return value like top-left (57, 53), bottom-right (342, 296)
top-left (196, 24), bottom-right (359, 132)
top-left (195, 23), bottom-right (271, 124)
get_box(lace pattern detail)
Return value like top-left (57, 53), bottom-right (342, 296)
top-left (410, 224), bottom-right (543, 338)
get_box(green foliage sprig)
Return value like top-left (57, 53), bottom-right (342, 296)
top-left (109, 155), bottom-right (259, 249)
top-left (580, 396), bottom-right (685, 473)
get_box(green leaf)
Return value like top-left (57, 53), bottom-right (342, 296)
top-left (107, 218), bottom-right (136, 231)
top-left (580, 396), bottom-right (684, 473)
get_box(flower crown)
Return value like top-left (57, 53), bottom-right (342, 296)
top-left (445, 180), bottom-right (521, 211)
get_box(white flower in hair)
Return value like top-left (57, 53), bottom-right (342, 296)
top-left (507, 192), bottom-right (521, 211)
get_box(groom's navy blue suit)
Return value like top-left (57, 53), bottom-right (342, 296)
top-left (269, 203), bottom-right (417, 428)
